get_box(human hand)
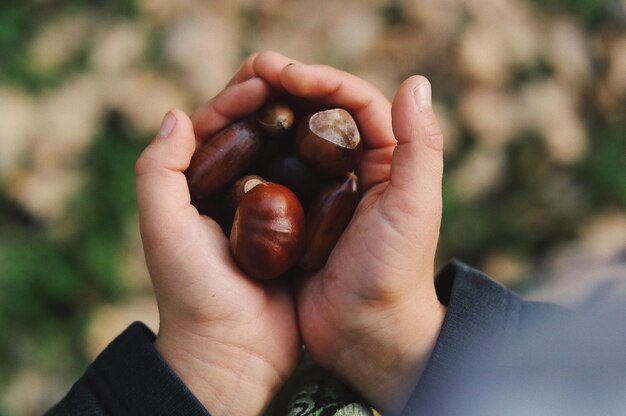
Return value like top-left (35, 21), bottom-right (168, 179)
top-left (135, 76), bottom-right (300, 416)
top-left (242, 51), bottom-right (447, 415)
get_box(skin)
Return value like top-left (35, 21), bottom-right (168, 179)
top-left (136, 79), bottom-right (300, 416)
top-left (135, 51), bottom-right (446, 416)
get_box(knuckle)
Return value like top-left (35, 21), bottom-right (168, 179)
top-left (422, 131), bottom-right (444, 152)
top-left (134, 151), bottom-right (158, 177)
top-left (254, 50), bottom-right (277, 65)
top-left (419, 113), bottom-right (444, 152)
top-left (244, 51), bottom-right (260, 67)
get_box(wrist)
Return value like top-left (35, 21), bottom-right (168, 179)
top-left (323, 298), bottom-right (447, 415)
top-left (155, 324), bottom-right (286, 416)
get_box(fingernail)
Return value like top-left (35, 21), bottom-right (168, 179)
top-left (158, 111), bottom-right (177, 138)
top-left (413, 81), bottom-right (432, 108)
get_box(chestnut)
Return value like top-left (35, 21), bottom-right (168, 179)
top-left (193, 194), bottom-right (221, 220)
top-left (230, 182), bottom-right (306, 280)
top-left (257, 103), bottom-right (295, 138)
top-left (185, 119), bottom-right (265, 201)
top-left (192, 188), bottom-right (235, 234)
top-left (295, 108), bottom-right (362, 177)
top-left (264, 153), bottom-right (323, 208)
top-left (300, 172), bottom-right (360, 272)
top-left (224, 175), bottom-right (266, 224)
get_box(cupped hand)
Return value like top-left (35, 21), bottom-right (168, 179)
top-left (241, 51), bottom-right (447, 415)
top-left (135, 77), bottom-right (300, 416)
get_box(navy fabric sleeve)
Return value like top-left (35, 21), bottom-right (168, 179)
top-left (402, 259), bottom-right (563, 415)
top-left (46, 322), bottom-right (210, 416)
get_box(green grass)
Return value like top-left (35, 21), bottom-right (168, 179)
top-left (439, 131), bottom-right (594, 269)
top-left (580, 123), bottom-right (626, 206)
top-left (0, 111), bottom-right (146, 392)
top-left (532, 0), bottom-right (613, 26)
top-left (0, 0), bottom-right (623, 411)
top-left (379, 0), bottom-right (409, 26)
top-left (0, 0), bottom-right (137, 92)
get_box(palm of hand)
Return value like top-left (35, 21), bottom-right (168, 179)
top-left (295, 143), bottom-right (443, 416)
top-left (149, 208), bottom-right (301, 383)
top-left (297, 181), bottom-right (420, 359)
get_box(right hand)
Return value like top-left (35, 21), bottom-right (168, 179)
top-left (135, 72), bottom-right (301, 416)
top-left (238, 51), bottom-right (448, 415)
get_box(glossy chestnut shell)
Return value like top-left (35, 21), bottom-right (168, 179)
top-left (257, 103), bottom-right (295, 138)
top-left (295, 108), bottom-right (362, 177)
top-left (225, 175), bottom-right (266, 218)
top-left (186, 120), bottom-right (265, 201)
top-left (230, 182), bottom-right (306, 280)
top-left (300, 172), bottom-right (360, 271)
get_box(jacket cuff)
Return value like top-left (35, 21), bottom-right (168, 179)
top-left (402, 259), bottom-right (522, 415)
top-left (86, 322), bottom-right (209, 415)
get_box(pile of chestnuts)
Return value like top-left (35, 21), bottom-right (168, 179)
top-left (185, 102), bottom-right (362, 280)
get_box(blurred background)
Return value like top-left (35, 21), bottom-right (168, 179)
top-left (0, 0), bottom-right (625, 414)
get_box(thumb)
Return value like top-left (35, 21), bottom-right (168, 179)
top-left (383, 76), bottom-right (444, 240)
top-left (135, 110), bottom-right (198, 240)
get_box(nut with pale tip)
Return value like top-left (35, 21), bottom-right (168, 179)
top-left (224, 175), bottom-right (267, 219)
top-left (295, 108), bottom-right (362, 177)
top-left (257, 103), bottom-right (295, 138)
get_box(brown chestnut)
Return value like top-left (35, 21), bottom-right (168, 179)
top-left (300, 172), bottom-right (360, 271)
top-left (257, 103), bottom-right (295, 138)
top-left (295, 108), bottom-right (362, 177)
top-left (186, 119), bottom-right (265, 201)
top-left (230, 182), bottom-right (306, 280)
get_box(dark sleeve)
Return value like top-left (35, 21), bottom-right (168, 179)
top-left (46, 322), bottom-right (210, 416)
top-left (401, 259), bottom-right (564, 415)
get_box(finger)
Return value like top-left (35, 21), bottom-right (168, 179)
top-left (226, 52), bottom-right (259, 87)
top-left (383, 76), bottom-right (444, 235)
top-left (135, 110), bottom-right (200, 239)
top-left (252, 50), bottom-right (303, 91)
top-left (250, 54), bottom-right (397, 189)
top-left (356, 146), bottom-right (394, 191)
top-left (191, 77), bottom-right (271, 142)
top-left (279, 64), bottom-right (395, 150)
